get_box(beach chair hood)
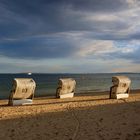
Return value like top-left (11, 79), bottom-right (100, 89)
top-left (112, 76), bottom-right (131, 87)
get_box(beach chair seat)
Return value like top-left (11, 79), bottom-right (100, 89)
top-left (110, 76), bottom-right (131, 99)
top-left (56, 78), bottom-right (76, 99)
top-left (8, 78), bottom-right (36, 106)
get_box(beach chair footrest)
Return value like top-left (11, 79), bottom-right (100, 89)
top-left (116, 93), bottom-right (129, 99)
top-left (60, 93), bottom-right (74, 99)
top-left (111, 93), bottom-right (129, 99)
top-left (12, 99), bottom-right (33, 106)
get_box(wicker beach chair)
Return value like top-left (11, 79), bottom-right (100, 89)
top-left (56, 78), bottom-right (76, 98)
top-left (110, 76), bottom-right (131, 99)
top-left (8, 78), bottom-right (36, 106)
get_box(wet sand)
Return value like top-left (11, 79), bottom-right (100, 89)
top-left (0, 90), bottom-right (140, 140)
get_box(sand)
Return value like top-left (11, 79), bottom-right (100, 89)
top-left (0, 90), bottom-right (140, 140)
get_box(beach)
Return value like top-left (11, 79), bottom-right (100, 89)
top-left (0, 90), bottom-right (140, 140)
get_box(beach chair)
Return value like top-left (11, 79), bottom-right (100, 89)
top-left (110, 76), bottom-right (131, 99)
top-left (56, 78), bottom-right (76, 98)
top-left (8, 78), bottom-right (36, 106)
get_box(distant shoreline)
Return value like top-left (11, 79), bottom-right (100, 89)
top-left (0, 72), bottom-right (140, 74)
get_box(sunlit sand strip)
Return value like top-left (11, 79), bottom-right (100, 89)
top-left (0, 90), bottom-right (140, 120)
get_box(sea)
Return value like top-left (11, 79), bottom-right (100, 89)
top-left (0, 73), bottom-right (140, 99)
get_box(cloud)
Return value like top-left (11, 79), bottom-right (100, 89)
top-left (0, 35), bottom-right (79, 59)
top-left (1, 54), bottom-right (139, 73)
top-left (0, 0), bottom-right (140, 39)
top-left (0, 0), bottom-right (140, 72)
top-left (75, 39), bottom-right (140, 64)
top-left (0, 0), bottom-right (140, 44)
top-left (76, 40), bottom-right (116, 57)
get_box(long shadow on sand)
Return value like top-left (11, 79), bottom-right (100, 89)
top-left (0, 100), bottom-right (140, 140)
top-left (0, 96), bottom-right (109, 107)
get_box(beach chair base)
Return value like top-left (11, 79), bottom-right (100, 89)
top-left (111, 93), bottom-right (129, 99)
top-left (116, 93), bottom-right (129, 99)
top-left (12, 99), bottom-right (33, 106)
top-left (60, 92), bottom-right (74, 99)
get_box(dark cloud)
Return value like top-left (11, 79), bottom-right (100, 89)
top-left (0, 0), bottom-right (140, 61)
top-left (68, 0), bottom-right (128, 12)
top-left (0, 0), bottom-right (133, 38)
top-left (118, 50), bottom-right (140, 63)
top-left (0, 0), bottom-right (126, 13)
top-left (0, 36), bottom-right (78, 59)
top-left (101, 47), bottom-right (140, 64)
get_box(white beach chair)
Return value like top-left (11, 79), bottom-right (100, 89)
top-left (8, 78), bottom-right (36, 106)
top-left (110, 76), bottom-right (131, 99)
top-left (56, 78), bottom-right (76, 99)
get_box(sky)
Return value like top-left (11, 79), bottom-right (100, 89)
top-left (0, 0), bottom-right (140, 73)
